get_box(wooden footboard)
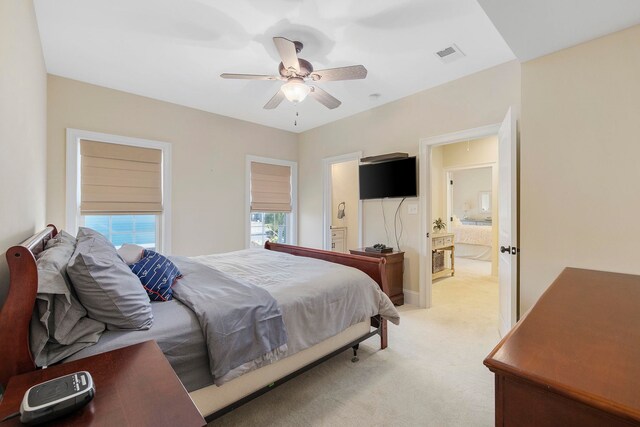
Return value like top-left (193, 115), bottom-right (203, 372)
top-left (264, 241), bottom-right (389, 350)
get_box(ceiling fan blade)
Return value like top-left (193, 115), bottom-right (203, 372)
top-left (264, 89), bottom-right (285, 109)
top-left (273, 37), bottom-right (300, 73)
top-left (309, 86), bottom-right (342, 109)
top-left (310, 65), bottom-right (367, 81)
top-left (220, 73), bottom-right (281, 80)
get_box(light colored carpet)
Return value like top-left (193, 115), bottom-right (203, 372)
top-left (209, 262), bottom-right (499, 427)
top-left (454, 257), bottom-right (492, 276)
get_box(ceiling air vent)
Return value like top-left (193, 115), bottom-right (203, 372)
top-left (435, 44), bottom-right (465, 64)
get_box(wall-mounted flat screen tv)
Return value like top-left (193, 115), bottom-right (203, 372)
top-left (359, 157), bottom-right (417, 200)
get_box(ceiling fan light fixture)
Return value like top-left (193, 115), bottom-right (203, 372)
top-left (281, 78), bottom-right (310, 103)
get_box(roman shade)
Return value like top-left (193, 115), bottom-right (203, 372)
top-left (250, 162), bottom-right (292, 213)
top-left (80, 140), bottom-right (163, 214)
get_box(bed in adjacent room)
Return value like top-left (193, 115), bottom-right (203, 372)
top-left (451, 220), bottom-right (493, 261)
top-left (0, 225), bottom-right (399, 421)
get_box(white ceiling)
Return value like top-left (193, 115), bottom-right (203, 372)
top-left (33, 0), bottom-right (515, 133)
top-left (477, 0), bottom-right (640, 62)
top-left (33, 1), bottom-right (640, 133)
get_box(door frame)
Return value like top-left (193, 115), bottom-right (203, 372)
top-left (322, 152), bottom-right (364, 251)
top-left (418, 124), bottom-right (500, 308)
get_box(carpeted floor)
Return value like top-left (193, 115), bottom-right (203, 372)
top-left (209, 260), bottom-right (499, 427)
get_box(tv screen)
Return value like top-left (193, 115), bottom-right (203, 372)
top-left (359, 157), bottom-right (417, 200)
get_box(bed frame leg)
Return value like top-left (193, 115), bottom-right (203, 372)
top-left (351, 344), bottom-right (359, 362)
top-left (380, 319), bottom-right (388, 350)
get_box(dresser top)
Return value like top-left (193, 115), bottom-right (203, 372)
top-left (484, 268), bottom-right (640, 421)
top-left (432, 232), bottom-right (454, 238)
top-left (350, 248), bottom-right (404, 256)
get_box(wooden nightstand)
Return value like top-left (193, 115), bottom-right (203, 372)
top-left (0, 341), bottom-right (205, 427)
top-left (349, 248), bottom-right (404, 305)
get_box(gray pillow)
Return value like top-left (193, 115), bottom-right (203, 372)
top-left (67, 227), bottom-right (153, 330)
top-left (42, 230), bottom-right (76, 251)
top-left (75, 227), bottom-right (113, 247)
top-left (30, 230), bottom-right (105, 366)
top-left (117, 243), bottom-right (146, 264)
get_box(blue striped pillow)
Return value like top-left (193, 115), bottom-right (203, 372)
top-left (129, 250), bottom-right (182, 302)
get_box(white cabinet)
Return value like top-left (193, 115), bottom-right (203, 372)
top-left (330, 227), bottom-right (347, 253)
top-left (432, 232), bottom-right (455, 279)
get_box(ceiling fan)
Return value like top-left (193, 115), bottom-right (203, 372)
top-left (221, 37), bottom-right (367, 110)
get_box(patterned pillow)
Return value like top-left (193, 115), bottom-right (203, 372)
top-left (129, 250), bottom-right (182, 302)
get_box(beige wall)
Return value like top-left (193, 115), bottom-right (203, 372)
top-left (299, 61), bottom-right (521, 293)
top-left (331, 160), bottom-right (359, 251)
top-left (442, 136), bottom-right (498, 168)
top-left (0, 0), bottom-right (47, 306)
top-left (520, 24), bottom-right (640, 313)
top-left (47, 76), bottom-right (298, 257)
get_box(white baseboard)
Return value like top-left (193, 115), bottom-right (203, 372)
top-left (403, 289), bottom-right (419, 306)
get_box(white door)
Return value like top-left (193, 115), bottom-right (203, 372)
top-left (498, 108), bottom-right (519, 337)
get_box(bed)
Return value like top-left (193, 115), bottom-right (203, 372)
top-left (451, 223), bottom-right (493, 261)
top-left (0, 225), bottom-right (399, 421)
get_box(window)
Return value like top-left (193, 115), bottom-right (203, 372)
top-left (67, 129), bottom-right (172, 253)
top-left (83, 214), bottom-right (157, 249)
top-left (247, 156), bottom-right (297, 248)
top-left (250, 212), bottom-right (291, 248)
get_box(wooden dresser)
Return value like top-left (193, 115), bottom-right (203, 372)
top-left (484, 268), bottom-right (640, 426)
top-left (349, 248), bottom-right (404, 305)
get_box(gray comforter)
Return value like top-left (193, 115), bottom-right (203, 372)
top-left (171, 257), bottom-right (288, 385)
top-left (191, 249), bottom-right (400, 384)
top-left (68, 248), bottom-right (400, 390)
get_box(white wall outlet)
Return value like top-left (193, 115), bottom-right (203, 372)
top-left (407, 203), bottom-right (418, 215)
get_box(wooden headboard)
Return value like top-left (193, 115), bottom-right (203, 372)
top-left (0, 225), bottom-right (57, 388)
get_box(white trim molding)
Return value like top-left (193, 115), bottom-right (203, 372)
top-left (245, 155), bottom-right (298, 248)
top-left (322, 152), bottom-right (363, 251)
top-left (402, 289), bottom-right (420, 306)
top-left (418, 123), bottom-right (500, 308)
top-left (65, 128), bottom-right (173, 254)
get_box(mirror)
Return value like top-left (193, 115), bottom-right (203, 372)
top-left (479, 191), bottom-right (491, 213)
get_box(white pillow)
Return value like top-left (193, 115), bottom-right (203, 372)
top-left (452, 215), bottom-right (463, 226)
top-left (117, 243), bottom-right (146, 264)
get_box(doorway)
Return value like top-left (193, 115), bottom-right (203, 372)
top-left (322, 152), bottom-right (363, 252)
top-left (446, 163), bottom-right (498, 277)
top-left (419, 109), bottom-right (519, 337)
top-left (429, 140), bottom-right (499, 330)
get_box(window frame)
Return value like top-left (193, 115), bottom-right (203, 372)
top-left (246, 155), bottom-right (297, 248)
top-left (66, 128), bottom-right (173, 254)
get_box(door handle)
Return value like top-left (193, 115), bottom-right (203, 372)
top-left (511, 247), bottom-right (517, 255)
top-left (500, 246), bottom-right (511, 254)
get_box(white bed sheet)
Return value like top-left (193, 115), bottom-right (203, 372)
top-left (452, 224), bottom-right (492, 261)
top-left (452, 224), bottom-right (492, 246)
